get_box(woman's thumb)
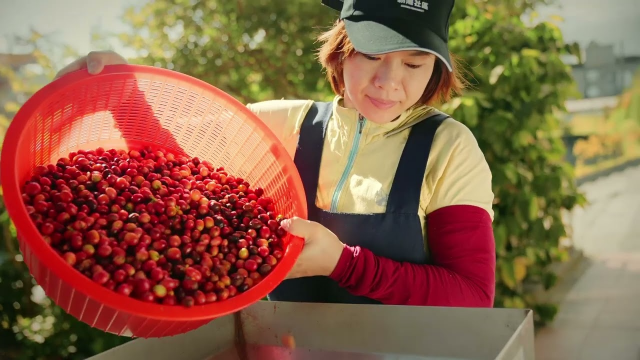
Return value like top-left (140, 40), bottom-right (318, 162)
top-left (87, 58), bottom-right (102, 74)
top-left (280, 217), bottom-right (314, 238)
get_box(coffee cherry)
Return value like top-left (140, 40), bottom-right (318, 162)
top-left (117, 283), bottom-right (133, 296)
top-left (152, 284), bottom-right (168, 298)
top-left (244, 259), bottom-right (258, 272)
top-left (259, 264), bottom-right (272, 275)
top-left (92, 270), bottom-right (110, 285)
top-left (23, 147), bottom-right (292, 307)
top-left (182, 296), bottom-right (195, 307)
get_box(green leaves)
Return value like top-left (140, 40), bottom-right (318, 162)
top-left (448, 1), bottom-right (586, 326)
top-left (0, 32), bottom-right (132, 360)
top-left (494, 223), bottom-right (508, 254)
top-left (447, 3), bottom-right (584, 323)
top-left (489, 65), bottom-right (505, 85)
top-left (0, 2), bottom-right (591, 355)
top-left (500, 259), bottom-right (518, 290)
top-left (499, 256), bottom-right (529, 290)
top-left (533, 303), bottom-right (559, 325)
top-left (118, 0), bottom-right (338, 104)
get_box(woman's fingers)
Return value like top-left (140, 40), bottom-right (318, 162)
top-left (86, 50), bottom-right (128, 74)
top-left (53, 50), bottom-right (128, 80)
top-left (53, 56), bottom-right (87, 80)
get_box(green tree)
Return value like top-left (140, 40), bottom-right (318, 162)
top-left (1, 2), bottom-right (588, 358)
top-left (117, 0), bottom-right (337, 103)
top-left (0, 31), bottom-right (132, 360)
top-left (443, 3), bottom-right (586, 321)
top-left (118, 0), bottom-right (586, 324)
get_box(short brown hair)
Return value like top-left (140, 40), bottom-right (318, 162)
top-left (316, 20), bottom-right (466, 106)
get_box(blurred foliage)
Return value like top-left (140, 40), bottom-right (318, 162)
top-left (122, 0), bottom-right (589, 324)
top-left (0, 0), bottom-right (591, 358)
top-left (0, 31), bottom-right (132, 360)
top-left (441, 1), bottom-right (587, 323)
top-left (569, 67), bottom-right (640, 176)
top-left (612, 67), bottom-right (640, 127)
top-left (118, 0), bottom-right (339, 103)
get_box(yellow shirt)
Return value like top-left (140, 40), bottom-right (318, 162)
top-left (246, 95), bottom-right (494, 250)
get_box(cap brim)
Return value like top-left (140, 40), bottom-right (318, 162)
top-left (321, 0), bottom-right (343, 11)
top-left (344, 19), bottom-right (452, 72)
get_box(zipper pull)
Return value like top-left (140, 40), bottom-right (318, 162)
top-left (358, 115), bottom-right (364, 134)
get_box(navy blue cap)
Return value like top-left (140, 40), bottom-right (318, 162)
top-left (322, 0), bottom-right (454, 71)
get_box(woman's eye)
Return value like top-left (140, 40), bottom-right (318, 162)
top-left (361, 53), bottom-right (422, 69)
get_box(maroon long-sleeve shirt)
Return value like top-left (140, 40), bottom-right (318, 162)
top-left (329, 205), bottom-right (496, 307)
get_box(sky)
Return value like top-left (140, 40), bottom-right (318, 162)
top-left (535, 0), bottom-right (640, 56)
top-left (0, 0), bottom-right (141, 60)
top-left (0, 0), bottom-right (638, 64)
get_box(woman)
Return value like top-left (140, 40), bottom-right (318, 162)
top-left (54, 0), bottom-right (496, 308)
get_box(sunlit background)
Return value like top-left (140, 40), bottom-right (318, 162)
top-left (0, 1), bottom-right (639, 359)
top-left (2, 0), bottom-right (639, 62)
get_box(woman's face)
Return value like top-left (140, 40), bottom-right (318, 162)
top-left (342, 50), bottom-right (436, 124)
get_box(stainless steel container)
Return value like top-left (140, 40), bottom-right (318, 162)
top-left (88, 301), bottom-right (535, 360)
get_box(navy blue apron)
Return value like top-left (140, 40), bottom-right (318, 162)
top-left (268, 102), bottom-right (449, 304)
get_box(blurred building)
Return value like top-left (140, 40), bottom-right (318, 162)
top-left (570, 42), bottom-right (640, 99)
top-left (562, 42), bottom-right (640, 167)
top-left (562, 42), bottom-right (639, 122)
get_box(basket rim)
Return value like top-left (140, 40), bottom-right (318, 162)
top-left (0, 64), bottom-right (307, 321)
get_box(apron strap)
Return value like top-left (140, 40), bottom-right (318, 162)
top-left (293, 101), bottom-right (334, 214)
top-left (385, 111), bottom-right (450, 214)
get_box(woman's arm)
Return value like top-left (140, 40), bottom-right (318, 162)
top-left (329, 120), bottom-right (496, 307)
top-left (329, 204), bottom-right (495, 307)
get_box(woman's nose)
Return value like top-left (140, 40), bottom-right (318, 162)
top-left (373, 62), bottom-right (402, 90)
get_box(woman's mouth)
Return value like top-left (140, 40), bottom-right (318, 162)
top-left (366, 95), bottom-right (397, 110)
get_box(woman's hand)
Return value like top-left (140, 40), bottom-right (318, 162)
top-left (281, 217), bottom-right (344, 279)
top-left (54, 50), bottom-right (128, 80)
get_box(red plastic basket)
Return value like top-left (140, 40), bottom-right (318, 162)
top-left (0, 64), bottom-right (307, 338)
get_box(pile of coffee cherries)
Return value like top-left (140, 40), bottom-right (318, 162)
top-left (21, 146), bottom-right (289, 307)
